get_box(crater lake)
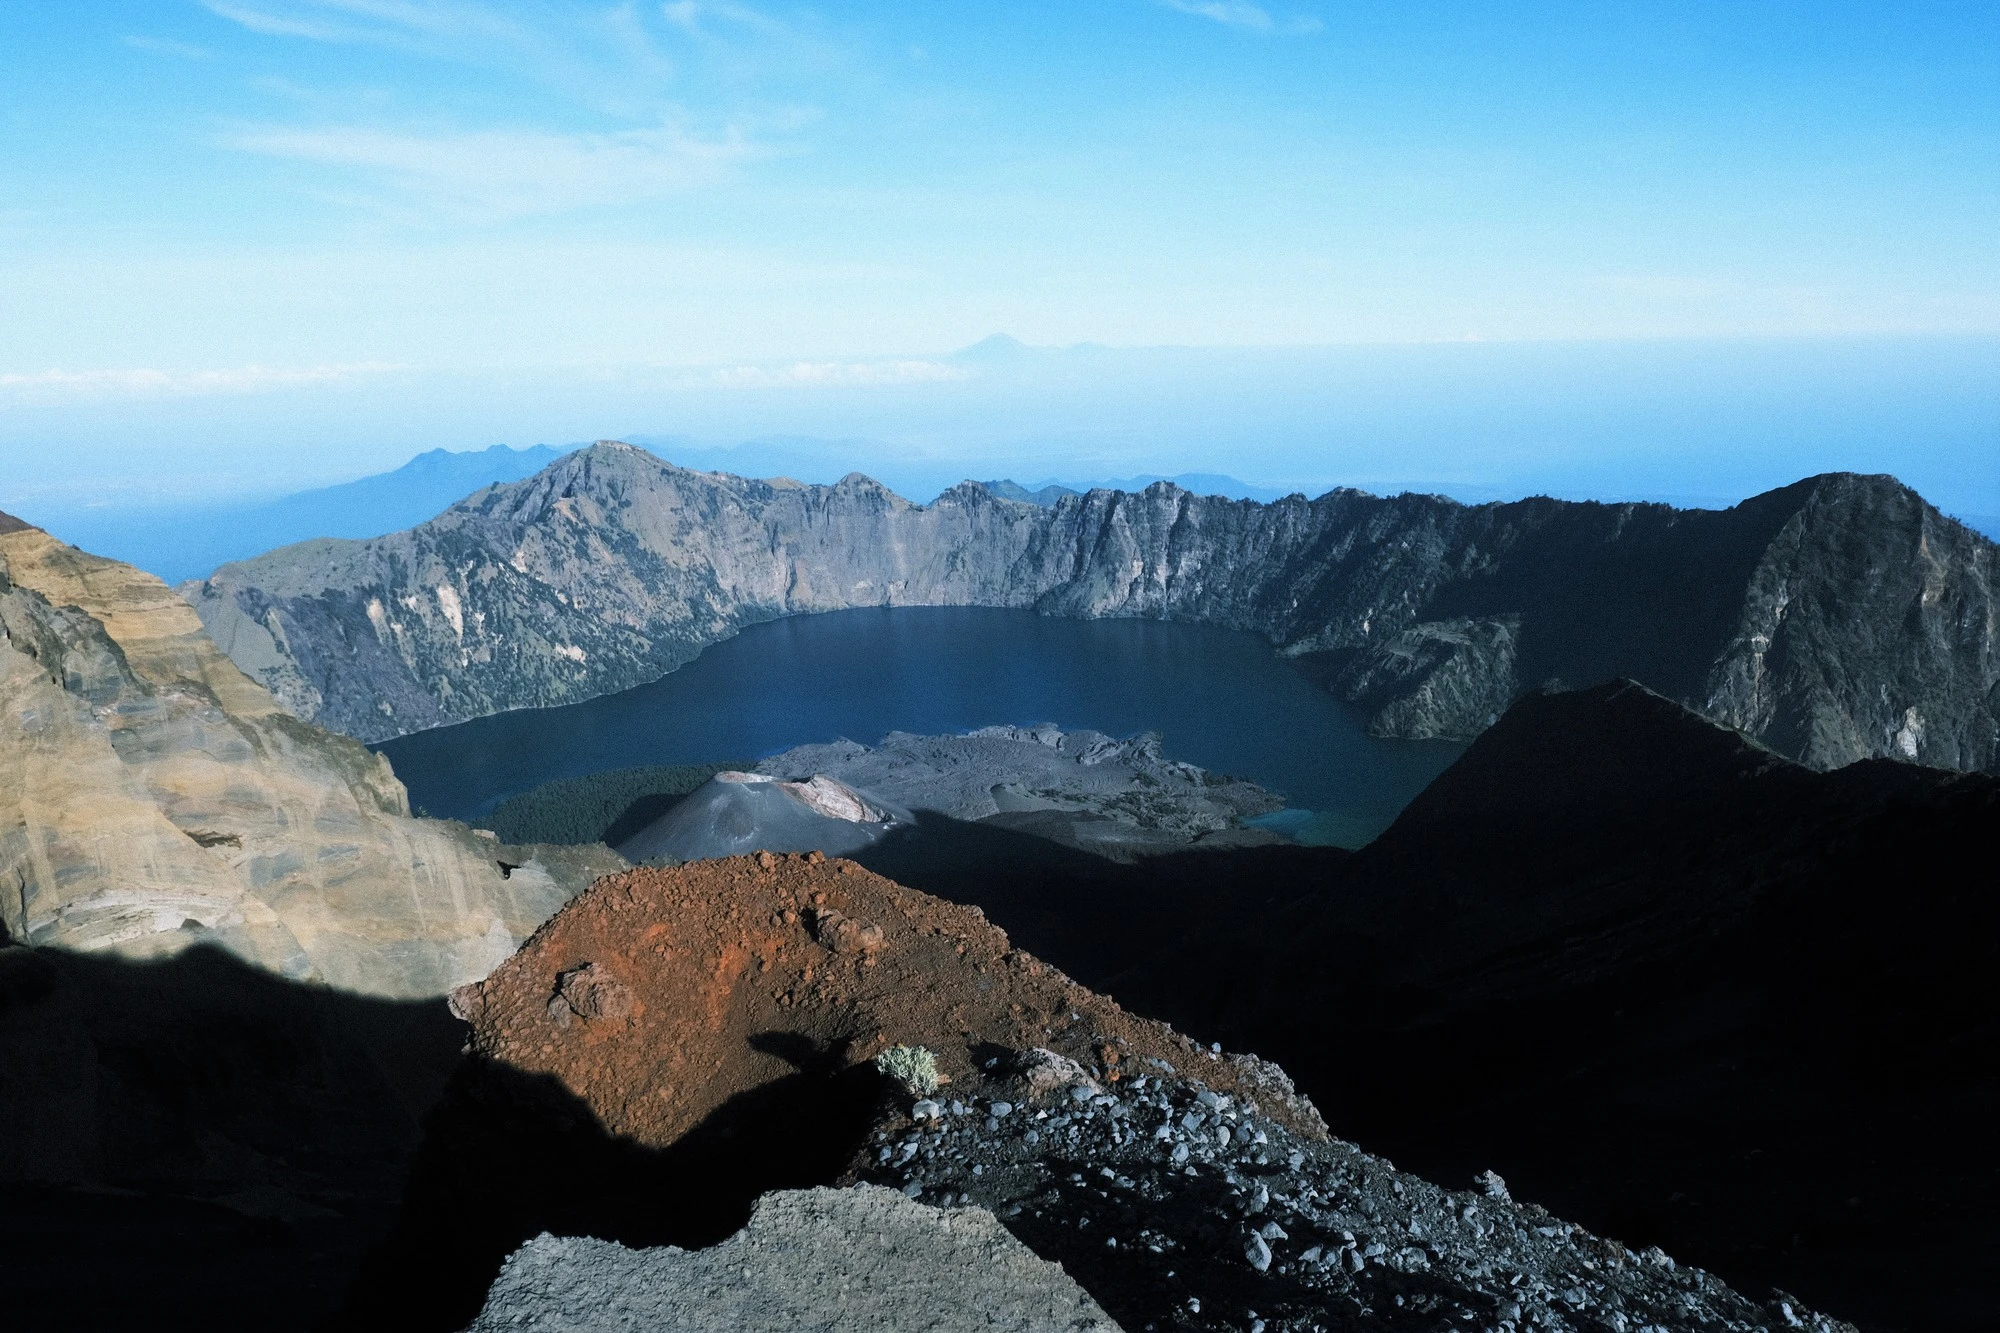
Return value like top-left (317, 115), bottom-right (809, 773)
top-left (374, 606), bottom-right (1463, 846)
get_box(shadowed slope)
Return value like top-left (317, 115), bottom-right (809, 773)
top-left (0, 942), bottom-right (465, 1333)
top-left (1110, 681), bottom-right (2000, 1331)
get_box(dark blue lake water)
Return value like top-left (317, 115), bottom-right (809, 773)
top-left (376, 607), bottom-right (1463, 847)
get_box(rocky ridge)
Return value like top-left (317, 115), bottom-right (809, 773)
top-left (0, 513), bottom-right (617, 995)
top-left (419, 851), bottom-right (1849, 1333)
top-left (442, 854), bottom-right (1322, 1153)
top-left (860, 1065), bottom-right (1848, 1333)
top-left (185, 443), bottom-right (1998, 770)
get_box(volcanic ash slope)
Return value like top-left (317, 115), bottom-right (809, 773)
top-left (613, 725), bottom-right (1288, 864)
top-left (615, 770), bottom-right (912, 863)
top-left (758, 725), bottom-right (1286, 857)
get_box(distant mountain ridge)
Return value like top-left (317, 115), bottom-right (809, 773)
top-left (31, 443), bottom-right (576, 585)
top-left (976, 473), bottom-right (1292, 505)
top-left (184, 442), bottom-right (1998, 771)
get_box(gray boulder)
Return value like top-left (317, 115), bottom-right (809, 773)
top-left (462, 1185), bottom-right (1120, 1332)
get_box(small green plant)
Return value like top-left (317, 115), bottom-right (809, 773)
top-left (874, 1044), bottom-right (942, 1097)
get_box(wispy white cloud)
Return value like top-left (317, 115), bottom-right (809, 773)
top-left (204, 0), bottom-right (523, 47)
top-left (226, 121), bottom-right (761, 220)
top-left (662, 1), bottom-right (788, 38)
top-left (204, 2), bottom-right (684, 117)
top-left (0, 363), bottom-right (400, 400)
top-left (692, 359), bottom-right (971, 390)
top-left (198, 0), bottom-right (832, 218)
top-left (1159, 0), bottom-right (1321, 35)
top-left (202, 1), bottom-right (370, 43)
top-left (124, 35), bottom-right (218, 60)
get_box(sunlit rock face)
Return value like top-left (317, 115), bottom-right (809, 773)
top-left (187, 443), bottom-right (1997, 771)
top-left (0, 516), bottom-right (618, 996)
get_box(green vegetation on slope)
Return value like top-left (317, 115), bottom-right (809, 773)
top-left (482, 763), bottom-right (746, 847)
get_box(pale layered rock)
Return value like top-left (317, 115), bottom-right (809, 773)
top-left (0, 518), bottom-right (619, 996)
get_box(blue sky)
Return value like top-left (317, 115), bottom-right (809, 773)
top-left (1, 2), bottom-right (1995, 513)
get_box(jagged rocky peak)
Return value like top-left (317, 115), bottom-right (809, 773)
top-left (0, 521), bottom-right (617, 995)
top-left (186, 448), bottom-right (1997, 775)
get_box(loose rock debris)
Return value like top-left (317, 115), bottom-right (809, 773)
top-left (856, 1064), bottom-right (1855, 1333)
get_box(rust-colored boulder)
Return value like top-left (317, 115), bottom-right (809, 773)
top-left (449, 853), bottom-right (1323, 1150)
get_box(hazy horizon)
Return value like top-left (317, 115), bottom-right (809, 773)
top-left (4, 3), bottom-right (1995, 519)
top-left (6, 332), bottom-right (1996, 528)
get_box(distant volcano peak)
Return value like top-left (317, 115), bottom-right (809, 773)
top-left (951, 332), bottom-right (1034, 360)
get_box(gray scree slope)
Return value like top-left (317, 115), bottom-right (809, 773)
top-left (186, 442), bottom-right (1999, 771)
top-left (613, 726), bottom-right (1287, 864)
top-left (463, 1185), bottom-right (1120, 1333)
top-left (756, 725), bottom-right (1286, 858)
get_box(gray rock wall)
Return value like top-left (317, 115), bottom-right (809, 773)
top-left (186, 443), bottom-right (1999, 771)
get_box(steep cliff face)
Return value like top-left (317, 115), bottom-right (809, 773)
top-left (184, 447), bottom-right (1052, 737)
top-left (1699, 473), bottom-right (1999, 770)
top-left (0, 516), bottom-right (618, 997)
top-left (186, 442), bottom-right (1999, 770)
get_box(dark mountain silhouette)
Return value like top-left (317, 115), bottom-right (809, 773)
top-left (1106, 682), bottom-right (2000, 1332)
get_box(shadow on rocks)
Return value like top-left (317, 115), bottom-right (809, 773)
top-left (0, 940), bottom-right (464, 1333)
top-left (851, 810), bottom-right (1349, 992)
top-left (335, 1034), bottom-right (888, 1333)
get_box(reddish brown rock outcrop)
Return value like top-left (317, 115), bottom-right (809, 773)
top-left (449, 852), bottom-right (1324, 1148)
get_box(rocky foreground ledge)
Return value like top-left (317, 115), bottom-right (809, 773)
top-left (463, 1058), bottom-right (1853, 1332)
top-left (853, 1059), bottom-right (1848, 1333)
top-left (465, 1185), bottom-right (1118, 1331)
top-left (425, 854), bottom-right (1850, 1333)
